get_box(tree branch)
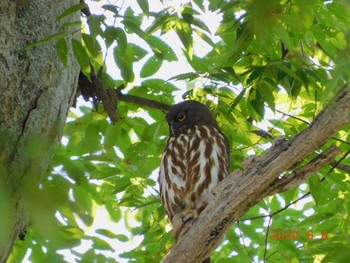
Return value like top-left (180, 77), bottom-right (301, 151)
top-left (78, 70), bottom-right (171, 122)
top-left (332, 162), bottom-right (350, 173)
top-left (116, 89), bottom-right (171, 111)
top-left (162, 84), bottom-right (350, 263)
top-left (267, 145), bottom-right (340, 195)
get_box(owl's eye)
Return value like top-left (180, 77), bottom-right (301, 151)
top-left (177, 113), bottom-right (186, 122)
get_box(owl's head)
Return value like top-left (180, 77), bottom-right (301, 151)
top-left (165, 100), bottom-right (219, 135)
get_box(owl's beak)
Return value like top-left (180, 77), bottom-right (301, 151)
top-left (168, 121), bottom-right (177, 135)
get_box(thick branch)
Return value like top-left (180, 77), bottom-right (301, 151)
top-left (117, 92), bottom-right (171, 111)
top-left (162, 84), bottom-right (350, 262)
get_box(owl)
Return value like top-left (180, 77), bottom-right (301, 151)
top-left (159, 100), bottom-right (230, 262)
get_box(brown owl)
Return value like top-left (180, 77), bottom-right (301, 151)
top-left (159, 100), bottom-right (230, 262)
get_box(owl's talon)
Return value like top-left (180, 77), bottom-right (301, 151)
top-left (172, 209), bottom-right (198, 240)
top-left (181, 209), bottom-right (198, 223)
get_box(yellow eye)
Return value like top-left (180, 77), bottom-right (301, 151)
top-left (177, 114), bottom-right (186, 122)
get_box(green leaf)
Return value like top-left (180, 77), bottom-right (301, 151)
top-left (312, 25), bottom-right (337, 59)
top-left (246, 66), bottom-right (266, 86)
top-left (62, 226), bottom-right (85, 239)
top-left (57, 3), bottom-right (88, 21)
top-left (101, 4), bottom-right (119, 14)
top-left (91, 237), bottom-right (114, 251)
top-left (175, 19), bottom-right (193, 58)
top-left (192, 17), bottom-right (211, 34)
top-left (72, 39), bottom-right (90, 76)
top-left (147, 36), bottom-right (177, 61)
top-left (184, 54), bottom-right (212, 72)
top-left (115, 41), bottom-right (158, 81)
top-left (114, 177), bottom-right (132, 194)
top-left (87, 15), bottom-right (105, 37)
top-left (95, 229), bottom-right (128, 241)
top-left (309, 175), bottom-right (324, 205)
top-left (82, 33), bottom-right (102, 58)
top-left (315, 5), bottom-right (335, 28)
top-left (146, 13), bottom-right (169, 35)
top-left (274, 23), bottom-right (293, 50)
top-left (258, 81), bottom-right (275, 111)
top-left (103, 26), bottom-right (118, 47)
top-left (104, 200), bottom-right (122, 223)
top-left (327, 2), bottom-right (350, 23)
top-left (181, 3), bottom-right (194, 24)
top-left (298, 213), bottom-right (333, 227)
top-left (83, 123), bottom-right (101, 153)
top-left (141, 79), bottom-right (178, 93)
top-left (115, 27), bottom-right (128, 51)
top-left (21, 31), bottom-right (69, 50)
top-left (126, 43), bottom-right (148, 62)
top-left (194, 29), bottom-right (215, 47)
top-left (114, 47), bottom-right (134, 83)
top-left (249, 89), bottom-right (265, 118)
top-left (290, 77), bottom-right (302, 100)
top-left (137, 0), bottom-right (149, 13)
top-left (140, 56), bottom-right (163, 78)
top-left (56, 38), bottom-right (68, 66)
top-left (168, 72), bottom-right (199, 81)
top-left (122, 18), bottom-right (146, 38)
top-left (64, 160), bottom-right (85, 184)
top-left (230, 88), bottom-right (246, 110)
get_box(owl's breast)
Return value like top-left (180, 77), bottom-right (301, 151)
top-left (159, 125), bottom-right (229, 220)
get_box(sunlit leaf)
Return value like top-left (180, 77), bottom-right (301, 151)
top-left (146, 13), bottom-right (169, 35)
top-left (140, 56), bottom-right (163, 78)
top-left (72, 39), bottom-right (90, 76)
top-left (82, 33), bottom-right (102, 58)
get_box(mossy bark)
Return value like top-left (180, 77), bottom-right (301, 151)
top-left (0, 1), bottom-right (80, 261)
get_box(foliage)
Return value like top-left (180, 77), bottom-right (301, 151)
top-left (9, 0), bottom-right (350, 262)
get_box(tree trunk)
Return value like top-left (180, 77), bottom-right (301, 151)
top-left (0, 1), bottom-right (80, 261)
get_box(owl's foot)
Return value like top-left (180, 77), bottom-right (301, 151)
top-left (172, 209), bottom-right (198, 240)
top-left (181, 209), bottom-right (198, 223)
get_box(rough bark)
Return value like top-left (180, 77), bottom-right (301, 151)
top-left (0, 1), bottom-right (80, 262)
top-left (162, 84), bottom-right (350, 263)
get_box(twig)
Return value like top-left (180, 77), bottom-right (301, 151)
top-left (80, 0), bottom-right (92, 17)
top-left (239, 191), bottom-right (311, 222)
top-left (267, 145), bottom-right (340, 195)
top-left (237, 221), bottom-right (256, 263)
top-left (329, 148), bottom-right (350, 173)
top-left (263, 216), bottom-right (272, 262)
top-left (275, 109), bottom-right (309, 124)
top-left (332, 162), bottom-right (350, 173)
